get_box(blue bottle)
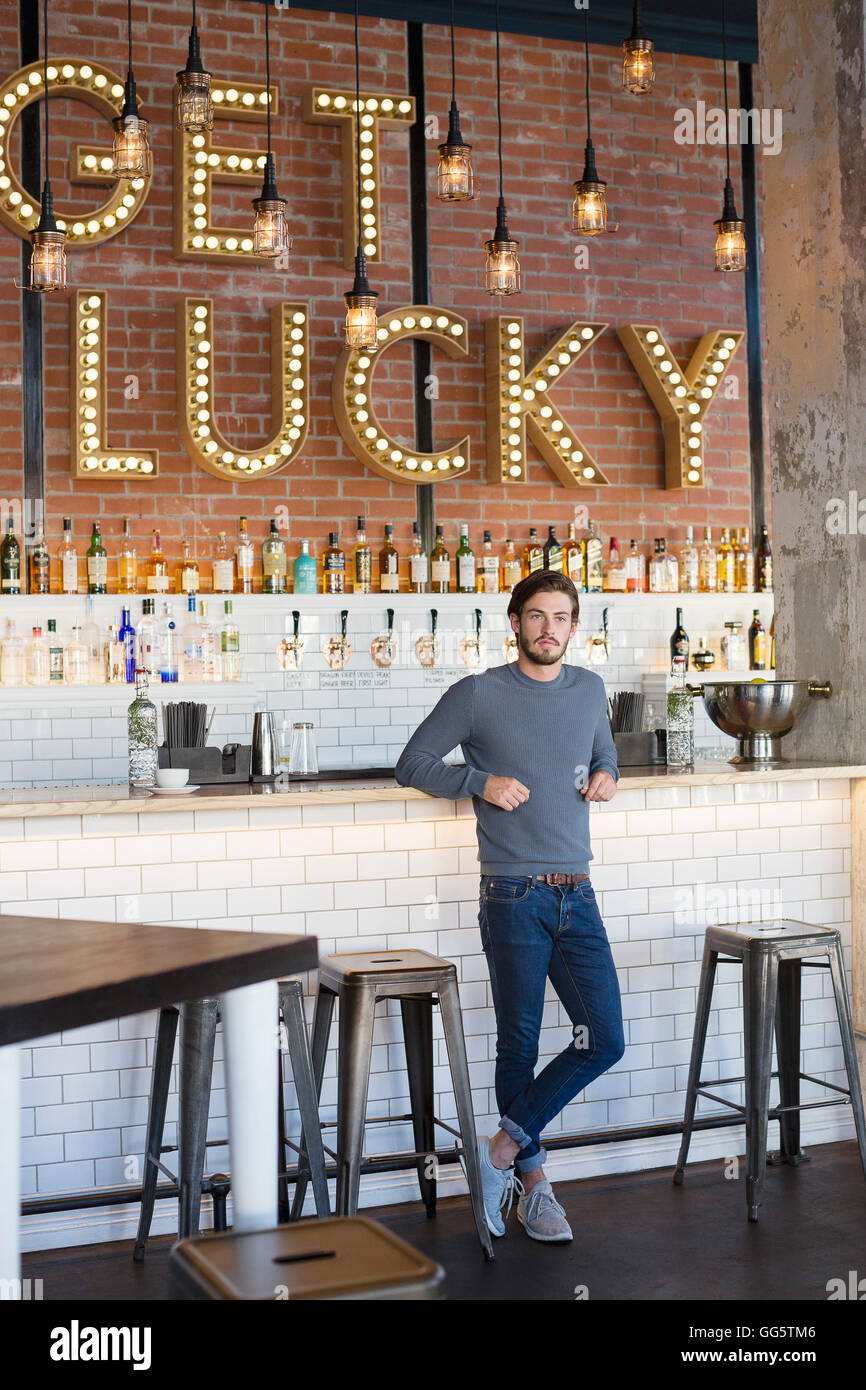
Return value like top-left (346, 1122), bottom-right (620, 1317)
top-left (119, 606), bottom-right (137, 683)
top-left (293, 541), bottom-right (317, 594)
top-left (160, 617), bottom-right (178, 683)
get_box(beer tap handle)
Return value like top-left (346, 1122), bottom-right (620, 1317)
top-left (386, 608), bottom-right (394, 637)
top-left (292, 610), bottom-right (300, 641)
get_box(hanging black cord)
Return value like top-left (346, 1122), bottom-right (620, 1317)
top-left (42, 0), bottom-right (49, 172)
top-left (584, 6), bottom-right (591, 143)
top-left (265, 0), bottom-right (272, 159)
top-left (495, 0), bottom-right (503, 201)
top-left (192, 0), bottom-right (197, 28)
top-left (722, 0), bottom-right (730, 180)
top-left (127, 0), bottom-right (133, 76)
top-left (354, 0), bottom-right (362, 248)
top-left (449, 0), bottom-right (456, 108)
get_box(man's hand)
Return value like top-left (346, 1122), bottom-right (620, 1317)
top-left (580, 770), bottom-right (617, 803)
top-left (482, 775), bottom-right (530, 810)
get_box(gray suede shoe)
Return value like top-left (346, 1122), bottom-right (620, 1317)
top-left (517, 1179), bottom-right (573, 1242)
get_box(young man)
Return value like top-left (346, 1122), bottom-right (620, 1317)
top-left (395, 569), bottom-right (623, 1243)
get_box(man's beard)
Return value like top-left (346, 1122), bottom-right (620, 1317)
top-left (517, 629), bottom-right (567, 665)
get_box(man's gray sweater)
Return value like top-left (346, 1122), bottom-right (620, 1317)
top-left (394, 661), bottom-right (618, 876)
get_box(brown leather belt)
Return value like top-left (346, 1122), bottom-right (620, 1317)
top-left (537, 872), bottom-right (589, 886)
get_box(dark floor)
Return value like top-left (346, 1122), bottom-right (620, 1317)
top-left (23, 1139), bottom-right (866, 1301)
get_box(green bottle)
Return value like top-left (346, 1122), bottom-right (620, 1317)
top-left (456, 524), bottom-right (476, 593)
top-left (0, 512), bottom-right (21, 595)
top-left (86, 520), bottom-right (108, 594)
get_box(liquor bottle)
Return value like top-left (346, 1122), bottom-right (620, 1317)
top-left (0, 512), bottom-right (21, 595)
top-left (625, 540), bottom-right (646, 594)
top-left (602, 537), bottom-right (627, 592)
top-left (736, 526), bottom-right (755, 591)
top-left (721, 620), bottom-right (747, 671)
top-left (352, 516), bottom-right (372, 593)
top-left (65, 625), bottom-right (90, 686)
top-left (679, 525), bottom-right (699, 594)
top-left (221, 600), bottom-right (241, 681)
top-left (118, 516), bottom-right (137, 594)
top-left (670, 607), bottom-right (689, 669)
top-left (235, 515), bottom-right (255, 594)
top-left (1, 621), bottom-right (24, 686)
top-left (28, 520), bottom-right (50, 595)
top-left (146, 530), bottom-right (170, 594)
top-left (456, 524), bottom-right (476, 593)
top-left (322, 532), bottom-right (346, 595)
top-left (199, 600), bottom-right (218, 682)
top-left (543, 525), bottom-right (563, 573)
top-left (717, 527), bottom-right (736, 593)
top-left (770, 614), bottom-right (775, 670)
top-left (136, 598), bottom-right (160, 683)
top-left (666, 655), bottom-right (694, 768)
top-left (476, 530), bottom-right (499, 594)
top-left (181, 595), bottom-right (204, 681)
top-left (293, 541), bottom-right (317, 594)
top-left (58, 517), bottom-right (79, 595)
top-left (756, 524), bottom-right (773, 592)
top-left (211, 531), bottom-right (235, 594)
top-left (119, 606), bottom-right (136, 683)
top-left (175, 537), bottom-right (200, 595)
top-left (664, 540), bottom-right (680, 593)
top-left (379, 524), bottom-right (400, 593)
top-left (82, 599), bottom-right (102, 684)
top-left (692, 636), bottom-right (715, 671)
top-left (25, 626), bottom-right (50, 686)
top-left (583, 521), bottom-right (603, 593)
top-left (749, 609), bottom-right (767, 670)
top-left (522, 527), bottom-right (543, 577)
top-left (430, 525), bottom-right (450, 593)
top-left (105, 625), bottom-right (126, 684)
top-left (46, 619), bottom-right (64, 683)
top-left (648, 538), bottom-right (667, 593)
top-left (262, 519), bottom-right (288, 594)
top-left (86, 521), bottom-right (108, 595)
top-left (128, 668), bottom-right (158, 789)
top-left (564, 522), bottom-right (584, 588)
top-left (698, 527), bottom-right (717, 593)
top-left (500, 535), bottom-right (522, 593)
top-left (409, 521), bottom-right (428, 593)
top-left (159, 605), bottom-right (179, 683)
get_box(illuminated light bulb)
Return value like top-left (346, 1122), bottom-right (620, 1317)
top-left (700, 387), bottom-right (712, 398)
top-left (437, 459), bottom-right (449, 471)
top-left (484, 210), bottom-right (521, 296)
top-left (645, 330), bottom-right (658, 343)
top-left (420, 459), bottom-right (433, 471)
top-left (688, 402), bottom-right (700, 415)
top-left (688, 438), bottom-right (700, 450)
top-left (714, 178), bottom-right (747, 272)
top-left (660, 360), bottom-right (672, 373)
top-left (669, 372), bottom-right (681, 384)
top-left (317, 93), bottom-right (330, 106)
top-left (26, 182), bottom-right (67, 294)
top-left (436, 107), bottom-right (475, 202)
top-left (572, 138), bottom-right (608, 235)
top-left (112, 113), bottom-right (152, 178)
top-left (705, 373), bottom-right (718, 386)
top-left (390, 450), bottom-right (402, 462)
top-left (675, 385), bottom-right (687, 397)
top-left (453, 455), bottom-right (465, 468)
top-left (690, 422), bottom-right (702, 433)
top-left (582, 466), bottom-right (596, 479)
top-left (723, 337), bottom-right (736, 349)
top-left (652, 344), bottom-right (665, 357)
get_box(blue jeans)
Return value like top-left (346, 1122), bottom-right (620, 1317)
top-left (479, 874), bottom-right (625, 1174)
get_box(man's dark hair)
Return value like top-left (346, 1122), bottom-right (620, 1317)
top-left (507, 569), bottom-right (580, 622)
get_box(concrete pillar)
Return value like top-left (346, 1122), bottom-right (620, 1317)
top-left (758, 0), bottom-right (866, 760)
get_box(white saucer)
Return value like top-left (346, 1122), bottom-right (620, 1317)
top-left (150, 784), bottom-right (201, 796)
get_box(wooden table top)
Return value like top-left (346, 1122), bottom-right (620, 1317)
top-left (0, 915), bottom-right (318, 1046)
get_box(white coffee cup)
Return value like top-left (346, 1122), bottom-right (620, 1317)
top-left (155, 767), bottom-right (190, 789)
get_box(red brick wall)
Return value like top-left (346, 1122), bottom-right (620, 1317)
top-left (0, 0), bottom-right (764, 583)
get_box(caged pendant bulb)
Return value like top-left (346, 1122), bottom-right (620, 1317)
top-left (572, 139), bottom-right (607, 236)
top-left (714, 179), bottom-right (747, 271)
top-left (176, 0), bottom-right (213, 132)
top-left (112, 0), bottom-right (151, 177)
top-left (622, 0), bottom-right (655, 94)
top-left (484, 199), bottom-right (520, 295)
top-left (436, 1), bottom-right (475, 202)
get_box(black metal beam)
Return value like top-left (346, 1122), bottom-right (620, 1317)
top-left (738, 60), bottom-right (766, 539)
top-left (407, 20), bottom-right (435, 557)
top-left (19, 0), bottom-right (43, 535)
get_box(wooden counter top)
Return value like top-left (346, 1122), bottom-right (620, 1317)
top-left (1, 761), bottom-right (864, 819)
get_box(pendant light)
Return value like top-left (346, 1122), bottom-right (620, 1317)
top-left (436, 0), bottom-right (475, 201)
top-left (483, 0), bottom-right (520, 296)
top-left (252, 0), bottom-right (290, 258)
top-left (622, 0), bottom-right (655, 94)
top-left (24, 0), bottom-right (67, 292)
top-left (112, 0), bottom-right (152, 177)
top-left (343, 0), bottom-right (379, 348)
top-left (572, 10), bottom-right (612, 236)
top-left (713, 0), bottom-right (746, 272)
top-left (176, 0), bottom-right (213, 133)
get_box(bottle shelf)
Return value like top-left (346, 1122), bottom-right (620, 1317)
top-left (0, 682), bottom-right (255, 703)
top-left (0, 590), bottom-right (775, 608)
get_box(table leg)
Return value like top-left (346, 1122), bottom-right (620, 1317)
top-left (220, 980), bottom-right (278, 1232)
top-left (0, 1044), bottom-right (21, 1290)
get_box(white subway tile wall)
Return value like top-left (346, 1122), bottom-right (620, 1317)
top-left (6, 773), bottom-right (856, 1251)
top-left (0, 593), bottom-right (774, 786)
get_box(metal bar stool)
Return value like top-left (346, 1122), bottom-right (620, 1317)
top-left (292, 948), bottom-right (494, 1260)
top-left (674, 919), bottom-right (866, 1221)
top-left (170, 1217), bottom-right (445, 1300)
top-left (134, 979), bottom-right (329, 1260)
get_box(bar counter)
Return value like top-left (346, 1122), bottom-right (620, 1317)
top-left (4, 758), bottom-right (863, 1254)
